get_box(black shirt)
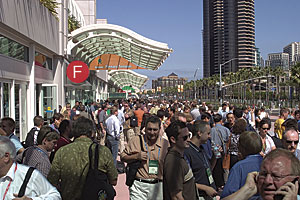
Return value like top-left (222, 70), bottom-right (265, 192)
top-left (184, 142), bottom-right (217, 197)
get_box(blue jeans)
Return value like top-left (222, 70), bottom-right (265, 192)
top-left (107, 135), bottom-right (119, 166)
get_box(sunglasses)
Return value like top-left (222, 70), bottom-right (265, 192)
top-left (286, 140), bottom-right (299, 145)
top-left (147, 128), bottom-right (159, 132)
top-left (182, 135), bottom-right (190, 141)
top-left (262, 127), bottom-right (270, 130)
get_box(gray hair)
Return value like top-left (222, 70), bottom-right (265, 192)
top-left (0, 136), bottom-right (17, 159)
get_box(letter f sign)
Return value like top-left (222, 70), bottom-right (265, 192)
top-left (73, 65), bottom-right (82, 78)
top-left (67, 61), bottom-right (89, 83)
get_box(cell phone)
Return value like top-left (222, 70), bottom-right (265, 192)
top-left (274, 194), bottom-right (284, 200)
top-left (292, 177), bottom-right (299, 184)
top-left (274, 178), bottom-right (299, 199)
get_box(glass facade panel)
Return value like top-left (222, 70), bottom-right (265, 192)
top-left (15, 84), bottom-right (20, 136)
top-left (0, 35), bottom-right (29, 62)
top-left (35, 52), bottom-right (53, 70)
top-left (3, 83), bottom-right (10, 117)
top-left (41, 86), bottom-right (57, 124)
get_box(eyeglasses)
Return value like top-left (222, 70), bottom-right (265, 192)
top-left (262, 127), bottom-right (270, 130)
top-left (285, 140), bottom-right (299, 145)
top-left (258, 172), bottom-right (294, 182)
top-left (181, 135), bottom-right (190, 141)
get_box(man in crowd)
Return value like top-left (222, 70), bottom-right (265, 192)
top-left (121, 115), bottom-right (168, 200)
top-left (221, 131), bottom-right (263, 199)
top-left (49, 113), bottom-right (63, 134)
top-left (218, 103), bottom-right (228, 122)
top-left (19, 126), bottom-right (59, 177)
top-left (274, 108), bottom-right (289, 139)
top-left (224, 112), bottom-right (235, 131)
top-left (222, 148), bottom-right (300, 200)
top-left (0, 136), bottom-right (61, 199)
top-left (210, 114), bottom-right (230, 189)
top-left (190, 101), bottom-right (200, 120)
top-left (98, 103), bottom-right (108, 144)
top-left (134, 103), bottom-right (144, 135)
top-left (123, 102), bottom-right (135, 142)
top-left (48, 117), bottom-right (118, 200)
top-left (282, 127), bottom-right (300, 160)
top-left (105, 106), bottom-right (121, 166)
top-left (184, 120), bottom-right (218, 199)
top-left (24, 115), bottom-right (44, 148)
top-left (55, 119), bottom-right (72, 152)
top-left (163, 120), bottom-right (198, 200)
top-left (0, 117), bottom-right (24, 154)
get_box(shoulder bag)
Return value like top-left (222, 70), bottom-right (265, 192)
top-left (81, 143), bottom-right (116, 200)
top-left (125, 135), bottom-right (143, 187)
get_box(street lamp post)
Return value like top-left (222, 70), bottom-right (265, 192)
top-left (219, 58), bottom-right (240, 105)
top-left (194, 68), bottom-right (200, 100)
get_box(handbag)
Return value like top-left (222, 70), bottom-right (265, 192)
top-left (81, 143), bottom-right (116, 200)
top-left (125, 135), bottom-right (143, 187)
top-left (222, 134), bottom-right (231, 170)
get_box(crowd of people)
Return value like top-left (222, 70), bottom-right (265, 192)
top-left (0, 98), bottom-right (300, 200)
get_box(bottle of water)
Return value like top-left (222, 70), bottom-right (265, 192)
top-left (212, 141), bottom-right (221, 159)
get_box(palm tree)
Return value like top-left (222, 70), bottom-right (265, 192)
top-left (290, 62), bottom-right (300, 102)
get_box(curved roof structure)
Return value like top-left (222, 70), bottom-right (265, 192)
top-left (67, 24), bottom-right (173, 70)
top-left (108, 70), bottom-right (148, 91)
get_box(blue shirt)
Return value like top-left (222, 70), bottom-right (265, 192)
top-left (221, 154), bottom-right (263, 198)
top-left (201, 139), bottom-right (213, 160)
top-left (8, 133), bottom-right (23, 152)
top-left (210, 124), bottom-right (230, 154)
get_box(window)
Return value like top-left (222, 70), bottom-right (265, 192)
top-left (35, 52), bottom-right (53, 70)
top-left (0, 35), bottom-right (29, 62)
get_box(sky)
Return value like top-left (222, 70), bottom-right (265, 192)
top-left (96, 0), bottom-right (300, 88)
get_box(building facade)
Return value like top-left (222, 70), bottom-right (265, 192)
top-left (283, 42), bottom-right (300, 66)
top-left (203, 0), bottom-right (255, 77)
top-left (0, 0), bottom-right (108, 140)
top-left (265, 53), bottom-right (289, 70)
top-left (152, 73), bottom-right (187, 92)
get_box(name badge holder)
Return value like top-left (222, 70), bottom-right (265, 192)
top-left (144, 136), bottom-right (161, 175)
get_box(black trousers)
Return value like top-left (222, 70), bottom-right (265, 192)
top-left (212, 157), bottom-right (224, 188)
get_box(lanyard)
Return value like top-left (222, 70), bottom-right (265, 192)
top-left (3, 163), bottom-right (18, 200)
top-left (143, 135), bottom-right (161, 160)
top-left (189, 143), bottom-right (210, 169)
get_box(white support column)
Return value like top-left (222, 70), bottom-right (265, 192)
top-left (27, 43), bottom-right (36, 130)
top-left (10, 80), bottom-right (15, 120)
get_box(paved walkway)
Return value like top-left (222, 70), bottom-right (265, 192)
top-left (115, 172), bottom-right (129, 200)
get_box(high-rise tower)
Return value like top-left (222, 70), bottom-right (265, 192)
top-left (203, 0), bottom-right (255, 78)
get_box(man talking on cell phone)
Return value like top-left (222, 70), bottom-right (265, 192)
top-left (221, 148), bottom-right (300, 200)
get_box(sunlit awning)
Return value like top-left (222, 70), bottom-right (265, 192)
top-left (108, 70), bottom-right (148, 92)
top-left (67, 24), bottom-right (173, 70)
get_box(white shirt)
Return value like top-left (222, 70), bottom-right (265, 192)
top-left (262, 134), bottom-right (276, 155)
top-left (105, 114), bottom-right (120, 138)
top-left (0, 163), bottom-right (61, 200)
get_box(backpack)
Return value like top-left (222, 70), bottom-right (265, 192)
top-left (130, 115), bottom-right (138, 127)
top-left (81, 143), bottom-right (116, 200)
top-left (23, 127), bottom-right (38, 148)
